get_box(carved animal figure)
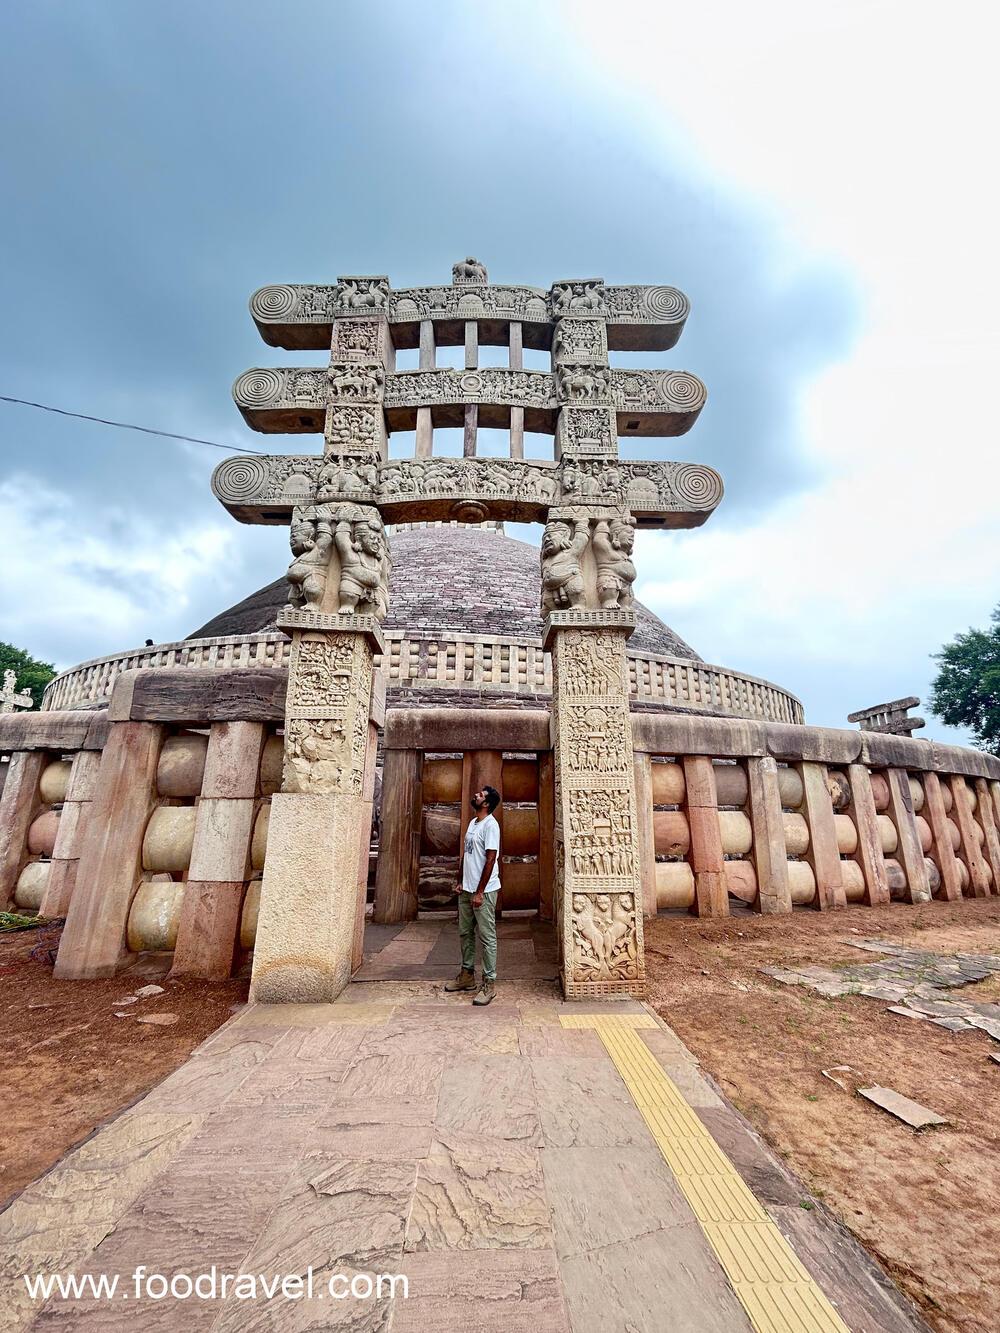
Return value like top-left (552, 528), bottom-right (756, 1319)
top-left (339, 279), bottom-right (386, 310)
top-left (453, 256), bottom-right (488, 283)
top-left (319, 460), bottom-right (378, 496)
top-left (329, 366), bottom-right (382, 399)
top-left (553, 282), bottom-right (603, 314)
top-left (558, 366), bottom-right (609, 400)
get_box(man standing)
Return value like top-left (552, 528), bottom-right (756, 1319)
top-left (445, 785), bottom-right (501, 1005)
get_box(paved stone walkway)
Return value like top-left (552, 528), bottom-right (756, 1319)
top-left (354, 917), bottom-right (559, 984)
top-left (0, 975), bottom-right (927, 1333)
top-left (764, 939), bottom-right (1000, 1039)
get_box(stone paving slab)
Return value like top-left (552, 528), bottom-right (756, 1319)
top-left (1, 978), bottom-right (929, 1333)
top-left (764, 940), bottom-right (1000, 1042)
top-left (390, 1249), bottom-right (570, 1332)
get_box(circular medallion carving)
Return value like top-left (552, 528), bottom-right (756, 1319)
top-left (233, 369), bottom-right (284, 406)
top-left (250, 285), bottom-right (299, 321)
top-left (657, 371), bottom-right (706, 411)
top-left (640, 286), bottom-right (689, 322)
top-left (451, 500), bottom-right (489, 523)
top-left (460, 372), bottom-right (484, 394)
top-left (213, 457), bottom-right (268, 500)
top-left (672, 464), bottom-right (723, 509)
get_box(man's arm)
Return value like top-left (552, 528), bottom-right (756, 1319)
top-left (471, 850), bottom-right (497, 908)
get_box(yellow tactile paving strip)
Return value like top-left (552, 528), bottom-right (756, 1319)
top-left (560, 1013), bottom-right (849, 1333)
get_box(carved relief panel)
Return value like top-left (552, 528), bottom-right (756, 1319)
top-left (283, 631), bottom-right (374, 796)
top-left (548, 616), bottom-right (645, 996)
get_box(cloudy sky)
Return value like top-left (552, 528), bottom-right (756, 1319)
top-left (1, 1), bottom-right (997, 742)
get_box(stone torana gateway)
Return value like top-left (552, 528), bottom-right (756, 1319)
top-left (216, 261), bottom-right (720, 1001)
top-left (5, 259), bottom-right (1000, 999)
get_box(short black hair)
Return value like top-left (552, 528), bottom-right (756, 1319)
top-left (483, 785), bottom-right (501, 813)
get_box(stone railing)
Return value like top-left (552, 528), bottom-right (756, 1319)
top-left (41, 636), bottom-right (292, 712)
top-left (43, 633), bottom-right (803, 725)
top-left (630, 713), bottom-right (1000, 918)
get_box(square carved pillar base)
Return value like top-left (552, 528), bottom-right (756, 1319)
top-left (544, 611), bottom-right (645, 1000)
top-left (249, 613), bottom-right (381, 1004)
top-left (250, 791), bottom-right (372, 1002)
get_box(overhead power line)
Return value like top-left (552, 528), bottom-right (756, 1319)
top-left (0, 394), bottom-right (269, 455)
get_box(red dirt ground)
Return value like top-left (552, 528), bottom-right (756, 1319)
top-left (0, 923), bottom-right (248, 1208)
top-left (645, 899), bottom-right (1000, 1333)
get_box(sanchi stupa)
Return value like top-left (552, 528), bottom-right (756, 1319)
top-left (2, 258), bottom-right (999, 1003)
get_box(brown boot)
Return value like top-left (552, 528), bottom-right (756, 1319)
top-left (445, 968), bottom-right (476, 992)
top-left (473, 979), bottom-right (496, 1006)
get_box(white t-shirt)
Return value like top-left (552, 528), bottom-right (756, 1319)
top-left (462, 813), bottom-right (501, 894)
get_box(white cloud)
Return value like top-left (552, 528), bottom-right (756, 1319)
top-left (0, 476), bottom-right (235, 670)
top-left (565, 0), bottom-right (1000, 740)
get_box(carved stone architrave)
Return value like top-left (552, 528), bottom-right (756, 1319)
top-left (544, 609), bottom-right (645, 999)
top-left (248, 277), bottom-right (692, 353)
top-left (213, 452), bottom-right (723, 529)
top-left (232, 365), bottom-right (707, 439)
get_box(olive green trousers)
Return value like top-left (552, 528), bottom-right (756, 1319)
top-left (458, 890), bottom-right (498, 980)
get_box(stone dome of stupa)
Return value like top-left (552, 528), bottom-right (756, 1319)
top-left (188, 523), bottom-right (700, 661)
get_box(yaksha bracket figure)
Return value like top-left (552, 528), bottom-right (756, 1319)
top-left (285, 503), bottom-right (391, 619)
top-left (541, 515), bottom-right (589, 614)
top-left (285, 509), bottom-right (334, 611)
top-left (593, 514), bottom-right (637, 610)
top-left (333, 505), bottom-right (391, 618)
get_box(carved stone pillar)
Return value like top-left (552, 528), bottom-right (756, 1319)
top-left (250, 610), bottom-right (383, 1003)
top-left (545, 610), bottom-right (645, 999)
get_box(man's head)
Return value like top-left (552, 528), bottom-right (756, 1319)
top-left (471, 785), bottom-right (501, 814)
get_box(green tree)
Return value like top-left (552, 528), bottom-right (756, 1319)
top-left (0, 642), bottom-right (56, 711)
top-left (930, 605), bottom-right (1000, 752)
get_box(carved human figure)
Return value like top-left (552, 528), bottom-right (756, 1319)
top-left (285, 513), bottom-right (333, 610)
top-left (541, 516), bottom-right (589, 614)
top-left (334, 516), bottom-right (390, 618)
top-left (592, 515), bottom-right (636, 610)
top-left (572, 895), bottom-right (607, 969)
